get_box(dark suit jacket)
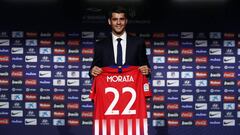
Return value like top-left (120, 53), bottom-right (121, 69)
top-left (90, 34), bottom-right (150, 70)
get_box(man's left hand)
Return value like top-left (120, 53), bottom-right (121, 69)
top-left (139, 65), bottom-right (150, 75)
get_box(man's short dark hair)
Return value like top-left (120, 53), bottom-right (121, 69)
top-left (108, 6), bottom-right (128, 19)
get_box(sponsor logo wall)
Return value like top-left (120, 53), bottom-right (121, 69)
top-left (0, 31), bottom-right (240, 135)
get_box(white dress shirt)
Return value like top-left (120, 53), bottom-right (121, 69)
top-left (112, 32), bottom-right (127, 65)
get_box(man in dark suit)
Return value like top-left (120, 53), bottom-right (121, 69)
top-left (90, 6), bottom-right (150, 77)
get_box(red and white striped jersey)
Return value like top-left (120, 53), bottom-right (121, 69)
top-left (90, 66), bottom-right (151, 135)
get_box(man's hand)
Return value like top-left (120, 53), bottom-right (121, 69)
top-left (139, 65), bottom-right (151, 75)
top-left (91, 66), bottom-right (103, 77)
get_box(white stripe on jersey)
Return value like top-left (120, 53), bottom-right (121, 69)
top-left (110, 120), bottom-right (115, 135)
top-left (94, 118), bottom-right (148, 135)
top-left (143, 118), bottom-right (148, 135)
top-left (94, 120), bottom-right (99, 135)
top-left (136, 119), bottom-right (140, 135)
top-left (119, 119), bottom-right (124, 135)
top-left (127, 119), bottom-right (132, 135)
top-left (102, 119), bottom-right (107, 135)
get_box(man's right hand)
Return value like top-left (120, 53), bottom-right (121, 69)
top-left (91, 66), bottom-right (103, 77)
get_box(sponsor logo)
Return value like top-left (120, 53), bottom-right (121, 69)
top-left (25, 119), bottom-right (37, 125)
top-left (167, 56), bottom-right (179, 63)
top-left (181, 121), bottom-right (193, 126)
top-left (153, 56), bottom-right (165, 63)
top-left (195, 103), bottom-right (207, 110)
top-left (67, 79), bottom-right (80, 86)
top-left (153, 112), bottom-right (165, 118)
top-left (68, 49), bottom-right (79, 54)
top-left (25, 56), bottom-right (37, 62)
top-left (167, 80), bottom-right (179, 87)
top-left (182, 80), bottom-right (193, 87)
top-left (182, 57), bottom-right (193, 62)
top-left (195, 72), bottom-right (208, 78)
top-left (181, 32), bottom-right (193, 38)
top-left (25, 94), bottom-right (37, 101)
top-left (223, 119), bottom-right (235, 126)
top-left (152, 119), bottom-right (165, 127)
top-left (195, 120), bottom-right (207, 126)
top-left (195, 40), bottom-right (208, 47)
top-left (195, 80), bottom-right (207, 87)
top-left (54, 41), bottom-right (65, 45)
top-left (54, 104), bottom-right (65, 109)
top-left (39, 71), bottom-right (51, 78)
top-left (168, 49), bottom-right (179, 54)
top-left (81, 111), bottom-right (93, 118)
top-left (0, 56), bottom-right (9, 62)
top-left (0, 102), bottom-right (9, 108)
top-left (210, 32), bottom-right (221, 39)
top-left (224, 95), bottom-right (235, 102)
top-left (0, 118), bottom-right (9, 125)
top-left (181, 72), bottom-right (193, 78)
top-left (167, 40), bottom-right (179, 47)
top-left (153, 48), bottom-right (165, 55)
top-left (81, 95), bottom-right (91, 102)
top-left (39, 111), bottom-right (51, 117)
top-left (67, 103), bottom-right (79, 110)
top-left (53, 94), bottom-right (65, 101)
top-left (0, 79), bottom-right (9, 85)
top-left (223, 103), bottom-right (235, 110)
top-left (25, 79), bottom-right (37, 86)
top-left (181, 48), bottom-right (193, 55)
top-left (25, 102), bottom-right (37, 109)
top-left (39, 40), bottom-right (52, 46)
top-left (54, 111), bottom-right (65, 118)
top-left (54, 32), bottom-right (65, 37)
top-left (82, 32), bottom-right (94, 38)
top-left (167, 103), bottom-right (179, 110)
top-left (224, 40), bottom-right (235, 47)
top-left (168, 120), bottom-right (179, 127)
top-left (26, 32), bottom-right (38, 37)
top-left (210, 80), bottom-right (222, 87)
top-left (153, 95), bottom-right (165, 102)
top-left (0, 39), bottom-right (10, 46)
top-left (82, 48), bottom-right (94, 55)
top-left (11, 71), bottom-right (23, 78)
top-left (209, 111), bottom-right (221, 118)
top-left (39, 103), bottom-right (51, 109)
top-left (54, 48), bottom-right (65, 54)
top-left (153, 32), bottom-right (165, 38)
top-left (67, 40), bottom-right (80, 46)
top-left (67, 71), bottom-right (79, 78)
top-left (68, 119), bottom-right (80, 126)
top-left (11, 94), bottom-right (23, 101)
top-left (196, 56), bottom-right (208, 63)
top-left (152, 80), bottom-right (165, 87)
top-left (53, 119), bottom-right (65, 126)
top-left (209, 48), bottom-right (222, 55)
top-left (68, 56), bottom-right (80, 63)
top-left (53, 79), bottom-right (65, 86)
top-left (54, 56), bottom-right (66, 63)
top-left (0, 49), bottom-right (9, 53)
top-left (11, 47), bottom-right (24, 54)
top-left (167, 72), bottom-right (179, 78)
top-left (40, 32), bottom-right (51, 37)
top-left (181, 112), bottom-right (193, 118)
top-left (181, 95), bottom-right (193, 102)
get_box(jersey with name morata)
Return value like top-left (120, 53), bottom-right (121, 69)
top-left (89, 66), bottom-right (151, 135)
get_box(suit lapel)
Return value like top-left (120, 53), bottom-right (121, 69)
top-left (125, 35), bottom-right (132, 65)
top-left (106, 36), bottom-right (115, 65)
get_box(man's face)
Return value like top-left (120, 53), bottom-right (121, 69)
top-left (108, 12), bottom-right (128, 36)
